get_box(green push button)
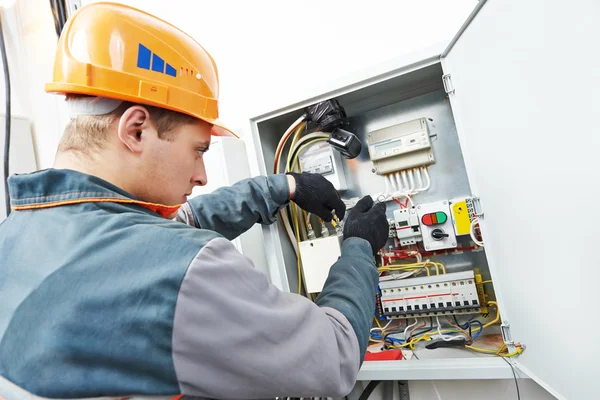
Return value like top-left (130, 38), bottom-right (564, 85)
top-left (435, 212), bottom-right (447, 224)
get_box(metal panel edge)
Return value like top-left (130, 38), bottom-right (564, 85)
top-left (250, 43), bottom-right (447, 123)
top-left (358, 357), bottom-right (514, 381)
top-left (441, 0), bottom-right (488, 58)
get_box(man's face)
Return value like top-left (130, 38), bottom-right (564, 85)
top-left (138, 120), bottom-right (212, 206)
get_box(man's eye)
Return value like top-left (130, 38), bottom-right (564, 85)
top-left (196, 148), bottom-right (208, 156)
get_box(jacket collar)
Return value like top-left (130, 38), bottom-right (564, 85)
top-left (8, 169), bottom-right (180, 218)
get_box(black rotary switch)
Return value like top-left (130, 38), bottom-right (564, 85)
top-left (431, 228), bottom-right (449, 240)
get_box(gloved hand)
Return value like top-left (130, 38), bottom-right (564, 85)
top-left (287, 172), bottom-right (346, 222)
top-left (343, 196), bottom-right (389, 255)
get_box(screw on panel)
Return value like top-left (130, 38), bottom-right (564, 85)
top-left (372, 168), bottom-right (376, 173)
top-left (452, 242), bottom-right (456, 246)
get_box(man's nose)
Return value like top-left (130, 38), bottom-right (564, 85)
top-left (193, 160), bottom-right (207, 186)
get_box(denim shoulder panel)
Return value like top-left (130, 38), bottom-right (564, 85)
top-left (0, 201), bottom-right (221, 398)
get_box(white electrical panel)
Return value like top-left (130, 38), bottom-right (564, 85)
top-left (393, 208), bottom-right (421, 246)
top-left (298, 235), bottom-right (344, 293)
top-left (379, 271), bottom-right (481, 319)
top-left (416, 200), bottom-right (457, 251)
top-left (367, 118), bottom-right (435, 175)
top-left (299, 141), bottom-right (347, 191)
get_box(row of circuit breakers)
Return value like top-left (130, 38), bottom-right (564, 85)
top-left (378, 270), bottom-right (488, 319)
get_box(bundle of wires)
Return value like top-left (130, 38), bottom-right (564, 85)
top-left (272, 115), bottom-right (332, 295)
top-left (49, 0), bottom-right (69, 37)
top-left (371, 302), bottom-right (522, 358)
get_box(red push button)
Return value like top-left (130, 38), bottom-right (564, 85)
top-left (422, 214), bottom-right (433, 225)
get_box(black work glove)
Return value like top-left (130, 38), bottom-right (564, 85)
top-left (343, 196), bottom-right (389, 255)
top-left (287, 172), bottom-right (346, 222)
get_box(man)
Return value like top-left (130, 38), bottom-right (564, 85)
top-left (0, 3), bottom-right (389, 399)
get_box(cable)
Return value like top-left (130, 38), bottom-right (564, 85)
top-left (469, 217), bottom-right (484, 247)
top-left (285, 132), bottom-right (328, 171)
top-left (0, 13), bottom-right (11, 218)
top-left (408, 169), bottom-right (416, 192)
top-left (401, 170), bottom-right (409, 191)
top-left (403, 318), bottom-right (418, 342)
top-left (503, 357), bottom-right (521, 400)
top-left (56, 0), bottom-right (67, 30)
top-left (415, 168), bottom-right (424, 191)
top-left (274, 115), bottom-right (306, 174)
top-left (421, 166), bottom-right (431, 191)
top-left (394, 172), bottom-right (402, 193)
top-left (358, 380), bottom-right (381, 400)
top-left (483, 301), bottom-right (500, 329)
top-left (435, 315), bottom-right (464, 342)
top-left (286, 122), bottom-right (306, 169)
top-left (384, 174), bottom-right (392, 195)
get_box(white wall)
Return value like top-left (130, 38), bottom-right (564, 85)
top-left (0, 0), bottom-right (70, 169)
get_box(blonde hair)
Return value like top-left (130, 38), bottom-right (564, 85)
top-left (59, 96), bottom-right (199, 154)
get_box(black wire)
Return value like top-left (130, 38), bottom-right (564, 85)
top-left (502, 356), bottom-right (521, 400)
top-left (56, 0), bottom-right (67, 31)
top-left (49, 0), bottom-right (61, 37)
top-left (0, 13), bottom-right (11, 218)
top-left (358, 380), bottom-right (381, 400)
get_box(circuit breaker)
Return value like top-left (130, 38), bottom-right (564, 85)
top-left (417, 201), bottom-right (457, 251)
top-left (379, 271), bottom-right (481, 319)
top-left (367, 118), bottom-right (435, 175)
top-left (393, 208), bottom-right (421, 246)
top-left (299, 141), bottom-right (348, 191)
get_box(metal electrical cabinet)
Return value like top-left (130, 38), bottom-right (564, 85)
top-left (245, 1), bottom-right (598, 399)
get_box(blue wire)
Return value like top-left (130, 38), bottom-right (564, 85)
top-left (469, 320), bottom-right (483, 340)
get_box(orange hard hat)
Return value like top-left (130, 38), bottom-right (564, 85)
top-left (45, 2), bottom-right (236, 137)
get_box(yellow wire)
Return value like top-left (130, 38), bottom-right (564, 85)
top-left (290, 137), bottom-right (329, 169)
top-left (483, 301), bottom-right (500, 329)
top-left (286, 122), bottom-right (306, 169)
top-left (378, 266), bottom-right (430, 276)
top-left (374, 317), bottom-right (382, 329)
top-left (291, 204), bottom-right (303, 294)
top-left (477, 280), bottom-right (493, 284)
top-left (466, 345), bottom-right (523, 357)
top-left (434, 262), bottom-right (446, 274)
top-left (380, 262), bottom-right (442, 277)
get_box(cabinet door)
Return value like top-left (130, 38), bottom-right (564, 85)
top-left (442, 1), bottom-right (599, 399)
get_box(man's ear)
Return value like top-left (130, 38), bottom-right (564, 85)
top-left (116, 105), bottom-right (153, 153)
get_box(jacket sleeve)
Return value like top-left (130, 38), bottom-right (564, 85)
top-left (172, 237), bottom-right (378, 399)
top-left (175, 174), bottom-right (290, 240)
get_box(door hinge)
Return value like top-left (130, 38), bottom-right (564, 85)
top-left (442, 73), bottom-right (455, 94)
top-left (500, 321), bottom-right (514, 346)
top-left (501, 320), bottom-right (526, 350)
